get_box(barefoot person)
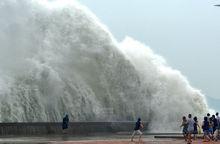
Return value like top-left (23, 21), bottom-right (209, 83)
top-left (180, 116), bottom-right (188, 141)
top-left (131, 118), bottom-right (144, 143)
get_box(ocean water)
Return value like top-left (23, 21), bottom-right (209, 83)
top-left (0, 0), bottom-right (208, 132)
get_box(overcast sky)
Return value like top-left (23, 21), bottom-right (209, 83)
top-left (79, 0), bottom-right (220, 111)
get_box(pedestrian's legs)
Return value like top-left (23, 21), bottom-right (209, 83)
top-left (214, 130), bottom-right (218, 141)
top-left (218, 130), bottom-right (220, 140)
top-left (137, 130), bottom-right (143, 144)
top-left (131, 131), bottom-right (136, 142)
top-left (187, 132), bottom-right (192, 144)
top-left (183, 133), bottom-right (187, 141)
top-left (203, 131), bottom-right (210, 142)
top-left (62, 129), bottom-right (65, 134)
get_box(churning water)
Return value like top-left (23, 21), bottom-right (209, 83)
top-left (0, 0), bottom-right (208, 132)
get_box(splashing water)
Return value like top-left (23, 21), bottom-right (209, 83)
top-left (0, 0), bottom-right (208, 132)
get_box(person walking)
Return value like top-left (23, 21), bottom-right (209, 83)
top-left (180, 116), bottom-right (188, 141)
top-left (202, 116), bottom-right (211, 142)
top-left (187, 114), bottom-right (194, 144)
top-left (214, 112), bottom-right (220, 141)
top-left (131, 118), bottom-right (144, 143)
top-left (209, 117), bottom-right (214, 139)
top-left (193, 116), bottom-right (200, 140)
top-left (212, 115), bottom-right (218, 134)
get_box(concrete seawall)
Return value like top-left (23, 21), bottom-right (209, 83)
top-left (0, 122), bottom-right (148, 135)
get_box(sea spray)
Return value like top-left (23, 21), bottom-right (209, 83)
top-left (119, 37), bottom-right (208, 131)
top-left (0, 0), bottom-right (208, 132)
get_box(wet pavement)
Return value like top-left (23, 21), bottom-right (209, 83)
top-left (0, 134), bottom-right (219, 144)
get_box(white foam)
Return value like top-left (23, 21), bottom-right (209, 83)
top-left (0, 0), bottom-right (208, 132)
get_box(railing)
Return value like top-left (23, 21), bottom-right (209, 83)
top-left (0, 122), bottom-right (148, 135)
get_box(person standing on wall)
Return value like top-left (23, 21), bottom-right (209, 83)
top-left (131, 117), bottom-right (144, 143)
top-left (62, 114), bottom-right (69, 134)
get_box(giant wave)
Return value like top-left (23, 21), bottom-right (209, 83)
top-left (0, 0), bottom-right (208, 132)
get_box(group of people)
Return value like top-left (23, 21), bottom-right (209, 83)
top-left (180, 112), bottom-right (220, 144)
top-left (62, 113), bottom-right (220, 144)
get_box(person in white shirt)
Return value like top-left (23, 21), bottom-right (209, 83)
top-left (187, 114), bottom-right (194, 144)
top-left (214, 112), bottom-right (220, 141)
top-left (216, 112), bottom-right (220, 127)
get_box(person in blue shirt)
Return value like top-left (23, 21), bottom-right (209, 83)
top-left (131, 118), bottom-right (144, 143)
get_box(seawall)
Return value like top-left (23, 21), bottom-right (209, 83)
top-left (0, 122), bottom-right (148, 135)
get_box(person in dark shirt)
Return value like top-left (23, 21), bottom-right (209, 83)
top-left (212, 115), bottom-right (218, 134)
top-left (193, 116), bottom-right (200, 140)
top-left (131, 118), bottom-right (144, 143)
top-left (202, 116), bottom-right (211, 142)
top-left (62, 114), bottom-right (69, 134)
top-left (180, 116), bottom-right (188, 141)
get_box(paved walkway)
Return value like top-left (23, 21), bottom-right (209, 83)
top-left (0, 135), bottom-right (219, 144)
top-left (50, 139), bottom-right (219, 144)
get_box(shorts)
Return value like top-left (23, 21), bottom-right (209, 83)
top-left (193, 130), bottom-right (198, 134)
top-left (204, 130), bottom-right (210, 135)
top-left (209, 128), bottom-right (213, 134)
top-left (187, 127), bottom-right (194, 133)
top-left (132, 130), bottom-right (143, 135)
top-left (182, 128), bottom-right (187, 134)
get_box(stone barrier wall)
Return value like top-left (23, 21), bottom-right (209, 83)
top-left (0, 122), bottom-right (148, 135)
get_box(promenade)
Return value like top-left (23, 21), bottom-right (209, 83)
top-left (50, 139), bottom-right (219, 144)
top-left (0, 135), bottom-right (218, 144)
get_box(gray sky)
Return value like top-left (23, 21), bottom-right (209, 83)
top-left (79, 0), bottom-right (220, 111)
